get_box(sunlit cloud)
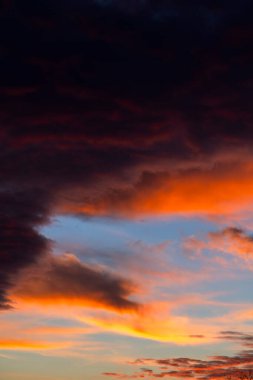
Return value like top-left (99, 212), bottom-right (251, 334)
top-left (62, 162), bottom-right (253, 218)
top-left (0, 340), bottom-right (71, 351)
top-left (10, 253), bottom-right (139, 313)
top-left (103, 332), bottom-right (253, 379)
top-left (1, 0), bottom-right (253, 378)
top-left (185, 226), bottom-right (253, 266)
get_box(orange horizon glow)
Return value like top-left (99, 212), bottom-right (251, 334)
top-left (0, 339), bottom-right (71, 351)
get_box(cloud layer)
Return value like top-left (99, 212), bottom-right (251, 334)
top-left (1, 0), bottom-right (253, 310)
top-left (103, 332), bottom-right (253, 379)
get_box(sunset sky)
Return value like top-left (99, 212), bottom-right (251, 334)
top-left (1, 1), bottom-right (253, 379)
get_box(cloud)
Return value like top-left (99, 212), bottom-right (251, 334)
top-left (67, 164), bottom-right (253, 217)
top-left (0, 339), bottom-right (71, 351)
top-left (218, 331), bottom-right (253, 348)
top-left (10, 253), bottom-right (139, 312)
top-left (0, 189), bottom-right (51, 309)
top-left (1, 0), bottom-right (253, 309)
top-left (185, 226), bottom-right (253, 261)
top-left (208, 228), bottom-right (253, 257)
top-left (0, 313), bottom-right (106, 357)
top-left (7, 252), bottom-right (219, 344)
top-left (103, 332), bottom-right (253, 379)
top-left (76, 294), bottom-right (222, 344)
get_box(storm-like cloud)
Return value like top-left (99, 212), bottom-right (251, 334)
top-left (0, 189), bottom-right (50, 309)
top-left (1, 0), bottom-right (253, 308)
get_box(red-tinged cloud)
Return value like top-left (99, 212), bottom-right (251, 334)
top-left (103, 332), bottom-right (253, 379)
top-left (208, 228), bottom-right (253, 257)
top-left (6, 264), bottom-right (221, 345)
top-left (10, 253), bottom-right (139, 312)
top-left (61, 163), bottom-right (253, 217)
top-left (185, 226), bottom-right (253, 260)
top-left (1, 0), bottom-right (253, 309)
top-left (78, 301), bottom-right (218, 344)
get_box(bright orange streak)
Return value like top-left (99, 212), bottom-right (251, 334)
top-left (61, 163), bottom-right (253, 217)
top-left (0, 340), bottom-right (70, 351)
top-left (11, 294), bottom-right (138, 314)
top-left (79, 311), bottom-right (216, 345)
top-left (8, 297), bottom-right (216, 345)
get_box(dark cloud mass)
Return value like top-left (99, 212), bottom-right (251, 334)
top-left (0, 189), bottom-right (50, 308)
top-left (1, 0), bottom-right (253, 307)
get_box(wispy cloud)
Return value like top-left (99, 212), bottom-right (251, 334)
top-left (103, 332), bottom-right (253, 379)
top-left (185, 226), bottom-right (253, 265)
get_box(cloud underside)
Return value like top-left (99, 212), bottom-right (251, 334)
top-left (1, 0), bottom-right (253, 309)
top-left (11, 253), bottom-right (138, 312)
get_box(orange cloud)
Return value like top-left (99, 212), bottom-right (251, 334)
top-left (185, 226), bottom-right (253, 261)
top-left (78, 300), bottom-right (217, 345)
top-left (59, 161), bottom-right (253, 218)
top-left (11, 253), bottom-right (140, 313)
top-left (0, 339), bottom-right (70, 351)
top-left (5, 248), bottom-right (244, 347)
top-left (7, 286), bottom-right (220, 346)
top-left (6, 248), bottom-right (239, 347)
top-left (208, 227), bottom-right (253, 257)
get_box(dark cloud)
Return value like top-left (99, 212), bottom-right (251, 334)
top-left (1, 0), bottom-right (253, 307)
top-left (0, 189), bottom-right (50, 309)
top-left (103, 332), bottom-right (253, 379)
top-left (12, 253), bottom-right (139, 312)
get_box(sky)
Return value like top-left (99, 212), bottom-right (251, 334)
top-left (1, 0), bottom-right (253, 379)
